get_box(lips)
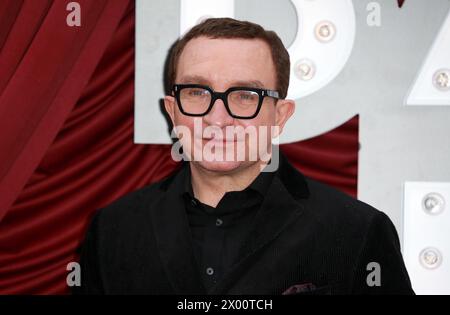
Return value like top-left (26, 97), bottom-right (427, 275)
top-left (202, 137), bottom-right (237, 143)
top-left (199, 137), bottom-right (247, 147)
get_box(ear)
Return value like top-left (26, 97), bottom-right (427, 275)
top-left (164, 95), bottom-right (176, 126)
top-left (274, 99), bottom-right (295, 136)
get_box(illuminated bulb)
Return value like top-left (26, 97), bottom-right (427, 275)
top-left (422, 192), bottom-right (445, 215)
top-left (433, 69), bottom-right (450, 91)
top-left (419, 247), bottom-right (442, 269)
top-left (315, 21), bottom-right (336, 43)
top-left (319, 25), bottom-right (330, 37)
top-left (294, 59), bottom-right (316, 81)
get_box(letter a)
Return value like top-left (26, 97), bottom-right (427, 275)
top-left (366, 262), bottom-right (381, 287)
top-left (66, 2), bottom-right (81, 27)
top-left (66, 262), bottom-right (81, 287)
top-left (366, 2), bottom-right (381, 27)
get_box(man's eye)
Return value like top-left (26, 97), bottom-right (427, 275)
top-left (189, 89), bottom-right (207, 96)
top-left (239, 92), bottom-right (257, 100)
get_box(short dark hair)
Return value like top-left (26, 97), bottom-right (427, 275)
top-left (166, 18), bottom-right (290, 98)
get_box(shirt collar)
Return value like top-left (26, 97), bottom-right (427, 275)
top-left (158, 148), bottom-right (310, 204)
top-left (181, 161), bottom-right (276, 201)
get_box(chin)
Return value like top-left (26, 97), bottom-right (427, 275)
top-left (194, 159), bottom-right (246, 174)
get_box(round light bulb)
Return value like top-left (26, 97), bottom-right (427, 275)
top-left (314, 21), bottom-right (336, 43)
top-left (419, 247), bottom-right (442, 270)
top-left (294, 59), bottom-right (316, 81)
top-left (422, 192), bottom-right (445, 215)
top-left (432, 69), bottom-right (450, 91)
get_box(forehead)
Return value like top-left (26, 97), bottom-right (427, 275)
top-left (176, 37), bottom-right (276, 88)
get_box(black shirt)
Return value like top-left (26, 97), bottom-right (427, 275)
top-left (181, 163), bottom-right (275, 292)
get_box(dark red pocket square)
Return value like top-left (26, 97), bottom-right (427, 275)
top-left (282, 283), bottom-right (317, 295)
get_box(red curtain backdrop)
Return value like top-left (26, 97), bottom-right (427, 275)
top-left (0, 0), bottom-right (358, 294)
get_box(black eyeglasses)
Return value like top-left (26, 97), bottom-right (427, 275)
top-left (172, 84), bottom-right (280, 119)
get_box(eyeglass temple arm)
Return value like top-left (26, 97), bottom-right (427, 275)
top-left (264, 90), bottom-right (279, 98)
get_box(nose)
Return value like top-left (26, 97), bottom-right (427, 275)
top-left (202, 98), bottom-right (234, 128)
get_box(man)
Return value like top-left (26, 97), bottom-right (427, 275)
top-left (75, 18), bottom-right (414, 294)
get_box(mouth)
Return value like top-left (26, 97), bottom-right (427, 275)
top-left (201, 137), bottom-right (240, 145)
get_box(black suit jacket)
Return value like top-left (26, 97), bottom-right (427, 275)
top-left (75, 154), bottom-right (414, 295)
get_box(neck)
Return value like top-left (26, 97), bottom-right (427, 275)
top-left (189, 160), bottom-right (269, 208)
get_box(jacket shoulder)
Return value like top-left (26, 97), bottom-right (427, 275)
top-left (302, 177), bottom-right (388, 232)
top-left (93, 170), bottom-right (178, 227)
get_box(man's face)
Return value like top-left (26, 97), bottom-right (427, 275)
top-left (165, 37), bottom-right (294, 174)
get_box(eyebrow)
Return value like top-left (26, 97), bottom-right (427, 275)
top-left (232, 80), bottom-right (265, 89)
top-left (178, 75), bottom-right (266, 89)
top-left (178, 75), bottom-right (210, 86)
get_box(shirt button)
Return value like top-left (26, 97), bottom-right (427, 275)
top-left (190, 198), bottom-right (198, 207)
top-left (206, 267), bottom-right (214, 276)
top-left (215, 218), bottom-right (223, 227)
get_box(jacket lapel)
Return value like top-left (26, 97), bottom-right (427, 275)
top-left (209, 153), bottom-right (310, 294)
top-left (149, 166), bottom-right (206, 294)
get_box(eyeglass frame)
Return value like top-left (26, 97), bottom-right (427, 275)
top-left (172, 84), bottom-right (280, 119)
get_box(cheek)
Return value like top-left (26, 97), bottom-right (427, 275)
top-left (172, 112), bottom-right (195, 142)
top-left (240, 104), bottom-right (276, 130)
top-left (174, 112), bottom-right (194, 130)
top-left (257, 103), bottom-right (276, 127)
top-left (238, 117), bottom-right (275, 147)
